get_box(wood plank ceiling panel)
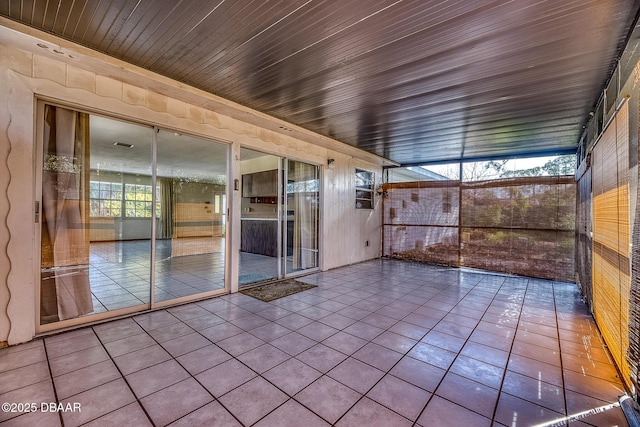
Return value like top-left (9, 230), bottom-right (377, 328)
top-left (1, 0), bottom-right (638, 165)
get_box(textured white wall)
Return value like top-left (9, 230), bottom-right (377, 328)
top-left (0, 28), bottom-right (384, 344)
top-left (322, 155), bottom-right (383, 270)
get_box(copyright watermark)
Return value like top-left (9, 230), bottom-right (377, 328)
top-left (2, 402), bottom-right (81, 413)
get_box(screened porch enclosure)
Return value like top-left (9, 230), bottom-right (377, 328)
top-left (382, 176), bottom-right (576, 282)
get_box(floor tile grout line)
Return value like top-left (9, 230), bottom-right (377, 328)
top-left (551, 281), bottom-right (631, 420)
top-left (128, 309), bottom-right (249, 427)
top-left (239, 292), bottom-right (368, 426)
top-left (130, 304), bottom-right (341, 427)
top-left (552, 280), bottom-right (571, 420)
top-left (206, 295), bottom-right (371, 427)
top-left (242, 274), bottom-right (438, 425)
top-left (22, 259), bottom-right (625, 426)
top-left (42, 338), bottom-right (65, 427)
top-left (488, 277), bottom-right (530, 424)
top-left (51, 314), bottom-right (205, 423)
top-left (37, 332), bottom-right (155, 425)
top-left (91, 325), bottom-right (157, 427)
top-left (411, 273), bottom-right (513, 426)
top-left (318, 271), bottom-right (497, 426)
top-left (496, 282), bottom-right (586, 417)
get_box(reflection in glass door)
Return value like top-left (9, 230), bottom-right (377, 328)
top-left (154, 130), bottom-right (228, 303)
top-left (39, 105), bottom-right (153, 325)
top-left (284, 160), bottom-right (319, 275)
top-left (238, 150), bottom-right (319, 286)
top-left (38, 104), bottom-right (229, 328)
top-left (238, 149), bottom-right (281, 285)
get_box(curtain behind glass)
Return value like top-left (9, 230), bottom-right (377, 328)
top-left (291, 161), bottom-right (318, 270)
top-left (159, 178), bottom-right (174, 239)
top-left (41, 105), bottom-right (93, 322)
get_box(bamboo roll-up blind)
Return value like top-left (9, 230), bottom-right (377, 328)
top-left (629, 97), bottom-right (640, 392)
top-left (576, 166), bottom-right (592, 303)
top-left (382, 182), bottom-right (460, 266)
top-left (617, 105), bottom-right (630, 255)
top-left (592, 101), bottom-right (631, 389)
top-left (382, 177), bottom-right (575, 281)
top-left (617, 104), bottom-right (631, 389)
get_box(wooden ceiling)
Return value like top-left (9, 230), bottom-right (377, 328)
top-left (2, 0), bottom-right (639, 165)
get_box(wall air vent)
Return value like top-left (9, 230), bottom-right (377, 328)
top-left (113, 141), bottom-right (134, 148)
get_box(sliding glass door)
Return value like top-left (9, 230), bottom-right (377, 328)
top-left (154, 130), bottom-right (228, 303)
top-left (37, 102), bottom-right (318, 329)
top-left (284, 159), bottom-right (319, 274)
top-left (38, 103), bottom-right (228, 328)
top-left (39, 106), bottom-right (153, 324)
top-left (238, 149), bottom-right (281, 285)
top-left (238, 150), bottom-right (319, 286)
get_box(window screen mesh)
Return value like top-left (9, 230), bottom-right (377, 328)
top-left (383, 176), bottom-right (576, 282)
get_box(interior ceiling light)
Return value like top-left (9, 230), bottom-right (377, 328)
top-left (113, 141), bottom-right (134, 148)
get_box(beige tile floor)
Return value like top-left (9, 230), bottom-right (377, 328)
top-left (0, 259), bottom-right (630, 426)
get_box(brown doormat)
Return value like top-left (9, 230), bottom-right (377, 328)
top-left (240, 279), bottom-right (317, 302)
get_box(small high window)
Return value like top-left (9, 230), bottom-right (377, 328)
top-left (355, 169), bottom-right (374, 209)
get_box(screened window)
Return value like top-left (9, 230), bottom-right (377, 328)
top-left (355, 169), bottom-right (374, 209)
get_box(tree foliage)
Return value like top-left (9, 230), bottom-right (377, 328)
top-left (499, 155), bottom-right (575, 178)
top-left (456, 155), bottom-right (576, 181)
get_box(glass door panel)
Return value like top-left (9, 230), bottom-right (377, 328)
top-left (238, 149), bottom-right (281, 285)
top-left (40, 106), bottom-right (153, 325)
top-left (284, 160), bottom-right (319, 274)
top-left (154, 130), bottom-right (228, 303)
